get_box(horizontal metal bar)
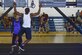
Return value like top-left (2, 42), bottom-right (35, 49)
top-left (66, 2), bottom-right (77, 6)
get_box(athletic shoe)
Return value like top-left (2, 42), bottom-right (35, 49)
top-left (19, 46), bottom-right (24, 51)
top-left (9, 45), bottom-right (17, 54)
top-left (9, 47), bottom-right (14, 54)
top-left (12, 45), bottom-right (17, 48)
top-left (17, 46), bottom-right (24, 54)
top-left (18, 49), bottom-right (22, 54)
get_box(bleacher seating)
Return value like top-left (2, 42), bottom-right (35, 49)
top-left (53, 17), bottom-right (65, 31)
top-left (0, 17), bottom-right (56, 32)
top-left (0, 17), bottom-right (82, 32)
top-left (48, 17), bottom-right (56, 31)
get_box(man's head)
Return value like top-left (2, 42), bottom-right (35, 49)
top-left (25, 8), bottom-right (30, 14)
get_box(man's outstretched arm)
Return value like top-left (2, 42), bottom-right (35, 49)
top-left (13, 2), bottom-right (22, 16)
top-left (30, 4), bottom-right (41, 17)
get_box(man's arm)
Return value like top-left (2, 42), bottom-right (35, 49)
top-left (30, 4), bottom-right (41, 17)
top-left (13, 2), bottom-right (22, 16)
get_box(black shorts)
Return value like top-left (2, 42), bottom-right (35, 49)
top-left (18, 27), bottom-right (32, 40)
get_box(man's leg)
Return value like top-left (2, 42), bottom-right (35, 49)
top-left (18, 28), bottom-right (25, 51)
top-left (9, 34), bottom-right (17, 54)
top-left (12, 34), bottom-right (17, 46)
top-left (23, 28), bottom-right (32, 46)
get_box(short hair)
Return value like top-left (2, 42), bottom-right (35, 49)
top-left (25, 8), bottom-right (30, 14)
